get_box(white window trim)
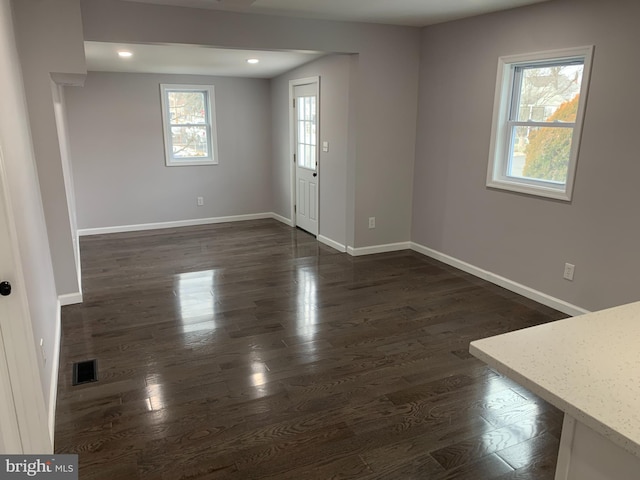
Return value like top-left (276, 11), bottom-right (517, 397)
top-left (486, 46), bottom-right (594, 201)
top-left (160, 84), bottom-right (219, 167)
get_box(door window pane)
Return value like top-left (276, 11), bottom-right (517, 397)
top-left (297, 95), bottom-right (317, 170)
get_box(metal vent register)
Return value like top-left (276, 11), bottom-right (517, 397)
top-left (72, 359), bottom-right (98, 386)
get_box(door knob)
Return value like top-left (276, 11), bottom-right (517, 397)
top-left (0, 281), bottom-right (11, 297)
top-left (313, 172), bottom-right (317, 177)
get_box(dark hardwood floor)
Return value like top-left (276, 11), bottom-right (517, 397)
top-left (55, 219), bottom-right (566, 479)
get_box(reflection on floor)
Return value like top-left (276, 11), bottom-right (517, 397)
top-left (55, 219), bottom-right (566, 479)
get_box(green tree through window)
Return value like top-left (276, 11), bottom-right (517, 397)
top-left (523, 94), bottom-right (579, 183)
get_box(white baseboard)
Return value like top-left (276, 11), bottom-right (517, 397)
top-left (77, 213), bottom-right (276, 236)
top-left (318, 235), bottom-right (346, 253)
top-left (347, 241), bottom-right (411, 257)
top-left (49, 300), bottom-right (62, 445)
top-left (271, 212), bottom-right (294, 227)
top-left (410, 242), bottom-right (589, 317)
top-left (74, 213), bottom-right (588, 316)
top-left (58, 292), bottom-right (83, 306)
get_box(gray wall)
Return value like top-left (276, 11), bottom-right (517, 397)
top-left (12, 0), bottom-right (86, 297)
top-left (1, 0), bottom-right (58, 444)
top-left (412, 0), bottom-right (640, 311)
top-left (65, 72), bottom-right (272, 229)
top-left (271, 54), bottom-right (353, 248)
top-left (80, 0), bottom-right (421, 249)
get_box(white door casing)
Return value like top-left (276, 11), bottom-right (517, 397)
top-left (291, 78), bottom-right (319, 236)
top-left (0, 147), bottom-right (26, 453)
top-left (0, 146), bottom-right (51, 454)
top-left (0, 302), bottom-right (21, 452)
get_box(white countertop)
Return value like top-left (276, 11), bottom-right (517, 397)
top-left (470, 301), bottom-right (640, 457)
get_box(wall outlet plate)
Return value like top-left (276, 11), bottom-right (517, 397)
top-left (563, 263), bottom-right (575, 281)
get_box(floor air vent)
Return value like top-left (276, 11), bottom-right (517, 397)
top-left (72, 359), bottom-right (98, 386)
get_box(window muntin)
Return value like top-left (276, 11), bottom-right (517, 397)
top-left (487, 47), bottom-right (593, 200)
top-left (160, 84), bottom-right (218, 166)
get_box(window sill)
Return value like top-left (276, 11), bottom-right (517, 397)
top-left (165, 159), bottom-right (217, 167)
top-left (486, 178), bottom-right (571, 201)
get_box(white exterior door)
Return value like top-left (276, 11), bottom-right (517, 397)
top-left (293, 81), bottom-right (319, 236)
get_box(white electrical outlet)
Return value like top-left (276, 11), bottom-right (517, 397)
top-left (197, 196), bottom-right (204, 206)
top-left (563, 263), bottom-right (575, 281)
top-left (368, 217), bottom-right (376, 229)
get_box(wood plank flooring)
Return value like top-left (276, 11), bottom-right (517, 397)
top-left (56, 219), bottom-right (567, 479)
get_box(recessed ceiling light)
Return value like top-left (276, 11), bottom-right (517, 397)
top-left (118, 51), bottom-right (133, 58)
top-left (247, 58), bottom-right (259, 64)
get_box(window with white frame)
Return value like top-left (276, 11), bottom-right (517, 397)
top-left (160, 84), bottom-right (218, 166)
top-left (487, 46), bottom-right (593, 200)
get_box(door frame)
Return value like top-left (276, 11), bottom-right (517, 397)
top-left (289, 76), bottom-right (320, 230)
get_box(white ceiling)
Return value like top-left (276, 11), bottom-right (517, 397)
top-left (85, 42), bottom-right (326, 78)
top-left (119, 0), bottom-right (551, 27)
